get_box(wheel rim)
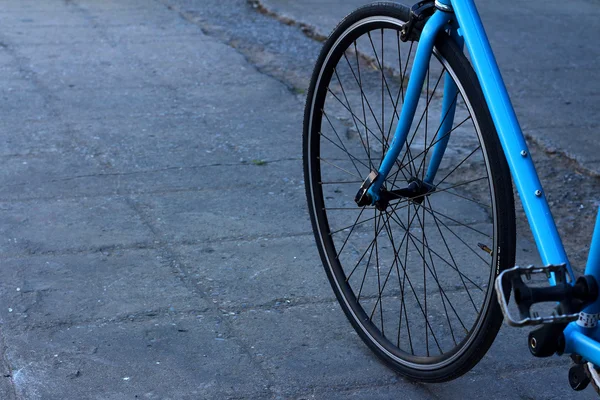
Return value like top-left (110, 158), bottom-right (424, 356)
top-left (306, 17), bottom-right (499, 370)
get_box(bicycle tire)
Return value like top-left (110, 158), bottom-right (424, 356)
top-left (303, 2), bottom-right (516, 382)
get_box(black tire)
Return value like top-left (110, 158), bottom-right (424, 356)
top-left (303, 2), bottom-right (515, 382)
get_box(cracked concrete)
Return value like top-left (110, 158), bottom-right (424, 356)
top-left (0, 0), bottom-right (597, 399)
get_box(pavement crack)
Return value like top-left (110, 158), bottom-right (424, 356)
top-left (524, 132), bottom-right (600, 178)
top-left (0, 327), bottom-right (18, 400)
top-left (247, 0), bottom-right (327, 42)
top-left (0, 157), bottom-right (301, 187)
top-left (9, 307), bottom-right (212, 332)
top-left (0, 232), bottom-right (314, 261)
top-left (157, 0), bottom-right (307, 96)
top-left (123, 192), bottom-right (283, 397)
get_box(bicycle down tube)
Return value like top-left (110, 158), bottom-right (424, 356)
top-left (368, 0), bottom-right (600, 365)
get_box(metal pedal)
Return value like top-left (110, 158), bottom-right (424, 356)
top-left (495, 264), bottom-right (579, 327)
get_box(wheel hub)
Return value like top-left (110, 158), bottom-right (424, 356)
top-left (354, 171), bottom-right (436, 211)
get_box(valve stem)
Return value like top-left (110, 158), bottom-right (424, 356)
top-left (478, 243), bottom-right (493, 256)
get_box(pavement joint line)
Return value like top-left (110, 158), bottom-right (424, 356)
top-left (0, 156), bottom-right (303, 202)
top-left (214, 282), bottom-right (503, 316)
top-left (0, 184), bottom-right (288, 204)
top-left (490, 359), bottom-right (572, 374)
top-left (0, 231), bottom-right (316, 260)
top-left (0, 4), bottom-right (147, 169)
top-left (273, 359), bottom-right (572, 395)
top-left (0, 157), bottom-right (301, 186)
top-left (250, 373), bottom-right (443, 400)
top-left (122, 194), bottom-right (283, 397)
top-left (5, 287), bottom-right (500, 330)
top-left (5, 307), bottom-right (213, 333)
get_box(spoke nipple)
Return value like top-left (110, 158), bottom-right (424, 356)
top-left (535, 190), bottom-right (542, 197)
top-left (520, 150), bottom-right (528, 157)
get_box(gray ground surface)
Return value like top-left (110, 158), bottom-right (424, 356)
top-left (0, 0), bottom-right (597, 399)
top-left (256, 0), bottom-right (600, 175)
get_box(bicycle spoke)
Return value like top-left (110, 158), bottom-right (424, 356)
top-left (330, 67), bottom-right (374, 169)
top-left (318, 157), bottom-right (363, 180)
top-left (422, 200), bottom-right (492, 267)
top-left (363, 201), bottom-right (434, 342)
top-left (320, 128), bottom-right (370, 173)
top-left (387, 205), bottom-right (413, 352)
top-left (422, 66), bottom-right (430, 182)
top-left (418, 200), bottom-right (491, 239)
top-left (329, 211), bottom-right (379, 236)
top-left (342, 47), bottom-right (408, 175)
top-left (394, 70), bottom-right (447, 182)
top-left (435, 145), bottom-right (482, 187)
top-left (326, 86), bottom-right (389, 152)
top-left (387, 206), bottom-right (484, 291)
top-left (320, 180), bottom-right (364, 185)
top-left (335, 59), bottom-right (384, 138)
top-left (309, 21), bottom-right (504, 363)
top-left (443, 189), bottom-right (492, 209)
top-left (425, 196), bottom-right (480, 312)
top-left (353, 41), bottom-right (373, 170)
top-left (368, 203), bottom-right (417, 328)
top-left (372, 205), bottom-right (443, 353)
top-left (413, 203), bottom-right (469, 335)
top-left (374, 207), bottom-right (385, 333)
top-left (334, 206), bottom-right (367, 259)
top-left (345, 201), bottom-right (410, 281)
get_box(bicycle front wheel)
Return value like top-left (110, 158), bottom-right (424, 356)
top-left (303, 2), bottom-right (515, 382)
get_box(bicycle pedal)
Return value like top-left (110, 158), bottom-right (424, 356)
top-left (495, 264), bottom-right (580, 327)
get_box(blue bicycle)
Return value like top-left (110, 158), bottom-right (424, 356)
top-left (303, 0), bottom-right (600, 391)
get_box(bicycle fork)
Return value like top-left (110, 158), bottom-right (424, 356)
top-left (355, 3), bottom-right (456, 208)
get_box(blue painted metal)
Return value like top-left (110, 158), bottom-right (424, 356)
top-left (562, 211), bottom-right (600, 360)
top-left (564, 323), bottom-right (600, 366)
top-left (450, 0), bottom-right (573, 282)
top-left (365, 0), bottom-right (600, 364)
top-left (424, 22), bottom-right (463, 184)
top-left (449, 0), bottom-right (600, 363)
top-left (424, 74), bottom-right (457, 184)
top-left (367, 10), bottom-right (451, 202)
top-left (435, 0), bottom-right (600, 366)
top-left (583, 209), bottom-right (600, 314)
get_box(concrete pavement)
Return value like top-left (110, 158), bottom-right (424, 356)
top-left (0, 0), bottom-right (596, 399)
top-left (255, 0), bottom-right (600, 175)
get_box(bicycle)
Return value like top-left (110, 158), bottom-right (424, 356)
top-left (302, 0), bottom-right (600, 392)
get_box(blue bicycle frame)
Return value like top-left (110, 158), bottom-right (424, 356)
top-left (367, 0), bottom-right (600, 366)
